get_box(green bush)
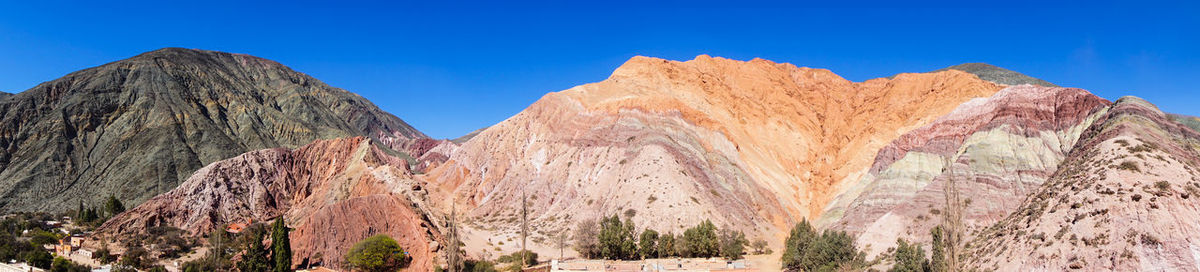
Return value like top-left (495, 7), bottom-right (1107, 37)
top-left (346, 234), bottom-right (410, 272)
top-left (496, 250), bottom-right (538, 267)
top-left (464, 259), bottom-right (497, 272)
top-left (51, 256), bottom-right (91, 272)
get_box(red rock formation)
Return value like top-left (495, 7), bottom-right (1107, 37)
top-left (98, 137), bottom-right (441, 270)
top-left (967, 96), bottom-right (1200, 270)
top-left (818, 85), bottom-right (1112, 258)
top-left (422, 55), bottom-right (1003, 256)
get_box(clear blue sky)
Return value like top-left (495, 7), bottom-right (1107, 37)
top-left (1, 1), bottom-right (1196, 139)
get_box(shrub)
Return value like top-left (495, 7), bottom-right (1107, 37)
top-left (751, 239), bottom-right (770, 254)
top-left (496, 250), bottom-right (538, 267)
top-left (346, 234), bottom-right (410, 272)
top-left (51, 256), bottom-right (91, 272)
top-left (464, 259), bottom-right (497, 272)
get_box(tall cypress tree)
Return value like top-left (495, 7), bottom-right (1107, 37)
top-left (271, 217), bottom-right (292, 272)
top-left (239, 227), bottom-right (271, 272)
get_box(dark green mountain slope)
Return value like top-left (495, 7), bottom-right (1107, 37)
top-left (0, 48), bottom-right (425, 212)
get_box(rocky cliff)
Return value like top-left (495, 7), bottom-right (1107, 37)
top-left (98, 137), bottom-right (442, 271)
top-left (966, 96), bottom-right (1200, 270)
top-left (0, 48), bottom-right (426, 212)
top-left (818, 85), bottom-right (1112, 258)
top-left (422, 55), bottom-right (1003, 255)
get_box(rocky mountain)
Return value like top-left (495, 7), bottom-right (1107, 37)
top-left (818, 85), bottom-right (1112, 258)
top-left (1169, 113), bottom-right (1200, 133)
top-left (422, 55), bottom-right (1004, 255)
top-left (0, 48), bottom-right (426, 212)
top-left (936, 63), bottom-right (1059, 87)
top-left (98, 137), bottom-right (443, 271)
top-left (966, 97), bottom-right (1200, 270)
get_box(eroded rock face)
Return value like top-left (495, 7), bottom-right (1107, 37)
top-left (423, 55), bottom-right (1003, 254)
top-left (98, 137), bottom-right (441, 270)
top-left (819, 85), bottom-right (1112, 258)
top-left (0, 48), bottom-right (425, 212)
top-left (967, 97), bottom-right (1200, 270)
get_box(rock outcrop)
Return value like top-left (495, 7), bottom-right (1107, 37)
top-left (818, 85), bottom-right (1111, 258)
top-left (966, 96), bottom-right (1200, 270)
top-left (0, 48), bottom-right (426, 212)
top-left (423, 55), bottom-right (1003, 255)
top-left (98, 137), bottom-right (441, 271)
top-left (937, 63), bottom-right (1059, 87)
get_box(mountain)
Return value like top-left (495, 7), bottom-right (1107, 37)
top-left (423, 55), bottom-right (1003, 254)
top-left (1169, 113), bottom-right (1200, 133)
top-left (937, 63), bottom-right (1059, 87)
top-left (818, 85), bottom-right (1112, 258)
top-left (0, 91), bottom-right (10, 99)
top-left (450, 126), bottom-right (487, 144)
top-left (966, 97), bottom-right (1200, 270)
top-left (98, 137), bottom-right (443, 271)
top-left (0, 48), bottom-right (426, 212)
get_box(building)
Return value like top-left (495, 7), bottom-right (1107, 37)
top-left (53, 235), bottom-right (86, 257)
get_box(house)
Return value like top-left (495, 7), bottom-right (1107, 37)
top-left (54, 235), bottom-right (87, 256)
top-left (227, 219), bottom-right (252, 234)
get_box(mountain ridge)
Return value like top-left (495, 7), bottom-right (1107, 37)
top-left (0, 47), bottom-right (426, 212)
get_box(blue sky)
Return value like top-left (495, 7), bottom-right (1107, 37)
top-left (1, 1), bottom-right (1196, 139)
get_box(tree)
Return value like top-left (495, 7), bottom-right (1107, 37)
top-left (555, 231), bottom-right (568, 260)
top-left (930, 226), bottom-right (947, 272)
top-left (445, 206), bottom-right (464, 272)
top-left (781, 220), bottom-right (817, 269)
top-left (238, 228), bottom-right (272, 272)
top-left (597, 214), bottom-right (636, 260)
top-left (718, 228), bottom-right (747, 260)
top-left (51, 256), bottom-right (90, 272)
top-left (781, 220), bottom-right (867, 272)
top-left (657, 232), bottom-right (677, 258)
top-left (638, 229), bottom-right (659, 259)
top-left (24, 249), bottom-right (52, 269)
top-left (890, 239), bottom-right (930, 272)
top-left (119, 246), bottom-right (150, 270)
top-left (104, 195), bottom-right (125, 217)
top-left (682, 220), bottom-right (719, 258)
top-left (750, 239), bottom-right (770, 255)
top-left (519, 190), bottom-right (529, 268)
top-left (93, 240), bottom-right (115, 264)
top-left (346, 234), bottom-right (409, 272)
top-left (573, 219), bottom-right (600, 259)
top-left (271, 217), bottom-right (293, 272)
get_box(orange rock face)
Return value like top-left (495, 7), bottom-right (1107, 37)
top-left (423, 55), bottom-right (1002, 253)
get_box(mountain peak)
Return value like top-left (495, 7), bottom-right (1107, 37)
top-left (936, 62), bottom-right (1058, 87)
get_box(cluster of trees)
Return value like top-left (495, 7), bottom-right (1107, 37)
top-left (74, 195), bottom-right (125, 227)
top-left (886, 226), bottom-right (950, 272)
top-left (179, 217), bottom-right (292, 272)
top-left (781, 219), bottom-right (868, 272)
top-left (0, 213), bottom-right (96, 271)
top-left (573, 215), bottom-right (751, 261)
